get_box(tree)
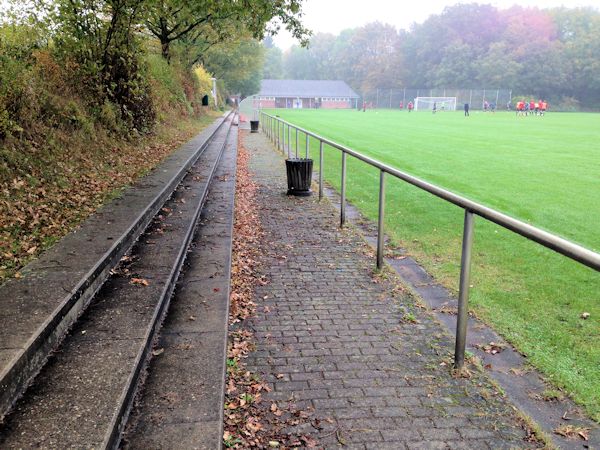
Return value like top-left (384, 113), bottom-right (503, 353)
top-left (35, 0), bottom-right (155, 131)
top-left (330, 23), bottom-right (403, 93)
top-left (475, 42), bottom-right (522, 88)
top-left (283, 44), bottom-right (318, 79)
top-left (203, 37), bottom-right (265, 97)
top-left (145, 0), bottom-right (310, 61)
top-left (263, 37), bottom-right (283, 79)
top-left (550, 7), bottom-right (600, 106)
top-left (435, 41), bottom-right (476, 88)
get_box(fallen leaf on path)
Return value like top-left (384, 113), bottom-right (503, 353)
top-left (476, 342), bottom-right (506, 355)
top-left (554, 425), bottom-right (590, 440)
top-left (131, 277), bottom-right (149, 286)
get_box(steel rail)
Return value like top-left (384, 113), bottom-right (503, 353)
top-left (261, 112), bottom-right (600, 272)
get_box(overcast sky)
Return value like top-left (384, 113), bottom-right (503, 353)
top-left (273, 0), bottom-right (598, 49)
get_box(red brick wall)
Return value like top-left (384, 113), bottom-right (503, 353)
top-left (253, 99), bottom-right (276, 108)
top-left (254, 97), bottom-right (355, 109)
top-left (321, 101), bottom-right (352, 109)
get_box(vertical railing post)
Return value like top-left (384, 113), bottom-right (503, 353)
top-left (377, 170), bottom-right (386, 269)
top-left (305, 134), bottom-right (309, 159)
top-left (319, 140), bottom-right (324, 201)
top-left (295, 128), bottom-right (298, 158)
top-left (287, 125), bottom-right (291, 159)
top-left (340, 152), bottom-right (347, 227)
top-left (454, 210), bottom-right (475, 369)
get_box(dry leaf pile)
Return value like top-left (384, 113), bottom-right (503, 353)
top-left (0, 115), bottom-right (214, 283)
top-left (224, 136), bottom-right (320, 449)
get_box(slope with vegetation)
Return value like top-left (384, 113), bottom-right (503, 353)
top-left (0, 0), bottom-right (309, 282)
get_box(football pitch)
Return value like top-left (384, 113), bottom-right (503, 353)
top-left (268, 109), bottom-right (600, 421)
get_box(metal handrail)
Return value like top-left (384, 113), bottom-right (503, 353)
top-left (259, 111), bottom-right (600, 368)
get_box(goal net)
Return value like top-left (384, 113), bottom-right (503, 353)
top-left (414, 97), bottom-right (457, 111)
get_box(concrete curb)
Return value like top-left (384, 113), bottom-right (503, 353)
top-left (0, 112), bottom-right (232, 423)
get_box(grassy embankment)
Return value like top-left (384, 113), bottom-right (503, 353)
top-left (270, 108), bottom-right (600, 421)
top-left (0, 49), bottom-right (220, 283)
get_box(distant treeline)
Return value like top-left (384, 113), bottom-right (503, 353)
top-left (265, 4), bottom-right (600, 109)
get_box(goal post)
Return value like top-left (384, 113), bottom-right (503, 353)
top-left (414, 97), bottom-right (457, 111)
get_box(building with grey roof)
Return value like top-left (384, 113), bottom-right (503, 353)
top-left (254, 79), bottom-right (359, 109)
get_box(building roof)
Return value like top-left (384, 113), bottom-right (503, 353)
top-left (258, 79), bottom-right (359, 98)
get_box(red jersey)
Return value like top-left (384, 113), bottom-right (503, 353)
top-left (529, 101), bottom-right (535, 109)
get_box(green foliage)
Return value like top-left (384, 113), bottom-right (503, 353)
top-left (145, 0), bottom-right (309, 62)
top-left (193, 64), bottom-right (215, 107)
top-left (262, 37), bottom-right (283, 79)
top-left (0, 23), bottom-right (42, 137)
top-left (38, 0), bottom-right (155, 132)
top-left (147, 54), bottom-right (191, 113)
top-left (204, 38), bottom-right (265, 97)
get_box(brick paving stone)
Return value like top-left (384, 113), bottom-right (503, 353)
top-left (242, 131), bottom-right (539, 448)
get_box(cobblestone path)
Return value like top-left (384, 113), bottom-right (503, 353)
top-left (242, 130), bottom-right (538, 450)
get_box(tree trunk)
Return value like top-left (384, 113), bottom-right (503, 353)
top-left (161, 38), bottom-right (170, 62)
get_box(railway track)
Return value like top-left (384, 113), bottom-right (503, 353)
top-left (0, 111), bottom-right (238, 448)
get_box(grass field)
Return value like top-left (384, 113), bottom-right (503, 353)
top-left (267, 109), bottom-right (600, 421)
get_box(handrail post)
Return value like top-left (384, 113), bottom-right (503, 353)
top-left (305, 134), bottom-right (309, 159)
top-left (340, 152), bottom-right (347, 227)
top-left (377, 170), bottom-right (386, 269)
top-left (287, 125), bottom-right (291, 159)
top-left (319, 140), bottom-right (324, 201)
top-left (295, 128), bottom-right (299, 158)
top-left (454, 209), bottom-right (475, 369)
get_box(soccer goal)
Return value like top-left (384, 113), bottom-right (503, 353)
top-left (414, 97), bottom-right (457, 111)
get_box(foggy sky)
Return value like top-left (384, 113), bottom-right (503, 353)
top-left (273, 0), bottom-right (598, 49)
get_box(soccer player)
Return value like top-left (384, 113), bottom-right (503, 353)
top-left (432, 102), bottom-right (437, 114)
top-left (399, 101), bottom-right (404, 109)
top-left (529, 99), bottom-right (535, 115)
top-left (464, 102), bottom-right (469, 116)
top-left (516, 100), bottom-right (524, 116)
top-left (407, 101), bottom-right (414, 112)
